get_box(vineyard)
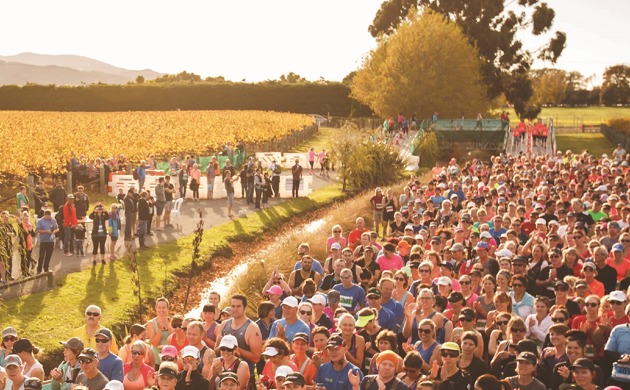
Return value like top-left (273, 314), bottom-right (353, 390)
top-left (0, 110), bottom-right (314, 177)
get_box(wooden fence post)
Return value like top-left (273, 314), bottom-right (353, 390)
top-left (66, 170), bottom-right (73, 194)
top-left (100, 165), bottom-right (106, 195)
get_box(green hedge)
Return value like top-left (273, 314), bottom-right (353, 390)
top-left (0, 83), bottom-right (373, 117)
top-left (0, 184), bottom-right (346, 372)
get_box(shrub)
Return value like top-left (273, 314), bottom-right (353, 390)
top-left (608, 117), bottom-right (630, 133)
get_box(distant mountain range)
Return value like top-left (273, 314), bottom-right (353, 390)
top-left (0, 52), bottom-right (163, 86)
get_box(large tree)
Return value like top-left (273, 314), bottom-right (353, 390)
top-left (369, 0), bottom-right (566, 102)
top-left (351, 10), bottom-right (489, 119)
top-left (602, 64), bottom-right (630, 105)
top-left (530, 68), bottom-right (568, 106)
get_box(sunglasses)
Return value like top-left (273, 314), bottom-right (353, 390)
top-left (549, 254), bottom-right (561, 258)
top-left (333, 230), bottom-right (342, 233)
top-left (299, 311), bottom-right (312, 315)
top-left (460, 281), bottom-right (471, 285)
top-left (161, 356), bottom-right (177, 362)
top-left (3, 336), bottom-right (17, 342)
top-left (220, 347), bottom-right (236, 352)
top-left (610, 300), bottom-right (626, 305)
top-left (95, 338), bottom-right (110, 343)
top-left (420, 269), bottom-right (431, 273)
top-left (367, 296), bottom-right (380, 300)
top-left (512, 283), bottom-right (524, 288)
top-left (441, 350), bottom-right (460, 358)
top-left (554, 286), bottom-right (569, 292)
top-left (511, 328), bottom-right (526, 333)
top-left (79, 359), bottom-right (95, 364)
top-left (585, 302), bottom-right (599, 308)
top-left (496, 321), bottom-right (509, 326)
top-left (86, 312), bottom-right (101, 317)
top-left (418, 329), bottom-right (432, 334)
top-left (551, 317), bottom-right (566, 323)
top-left (395, 277), bottom-right (405, 281)
top-left (131, 351), bottom-right (143, 356)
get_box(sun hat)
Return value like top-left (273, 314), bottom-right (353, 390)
top-left (275, 365), bottom-right (293, 379)
top-left (218, 335), bottom-right (238, 350)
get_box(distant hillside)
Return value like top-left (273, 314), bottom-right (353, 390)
top-left (0, 52), bottom-right (162, 85)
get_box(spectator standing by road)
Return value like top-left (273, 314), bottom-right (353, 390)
top-left (291, 159), bottom-right (303, 198)
top-left (62, 194), bottom-right (78, 256)
top-left (36, 210), bottom-right (58, 274)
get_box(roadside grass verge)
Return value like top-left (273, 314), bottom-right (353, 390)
top-left (492, 107), bottom-right (630, 126)
top-left (0, 184), bottom-right (345, 371)
top-left (556, 133), bottom-right (615, 157)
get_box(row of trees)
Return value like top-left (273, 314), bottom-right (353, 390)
top-left (531, 65), bottom-right (630, 106)
top-left (0, 83), bottom-right (372, 116)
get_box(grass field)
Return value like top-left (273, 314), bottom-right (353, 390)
top-left (555, 133), bottom-right (616, 156)
top-left (493, 107), bottom-right (630, 126)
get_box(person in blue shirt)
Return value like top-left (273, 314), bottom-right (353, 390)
top-left (293, 243), bottom-right (324, 275)
top-left (604, 303), bottom-right (630, 360)
top-left (93, 328), bottom-right (123, 382)
top-left (380, 278), bottom-right (404, 326)
top-left (315, 334), bottom-right (363, 390)
top-left (333, 269), bottom-right (366, 315)
top-left (365, 288), bottom-right (397, 332)
top-left (268, 297), bottom-right (310, 342)
top-left (36, 210), bottom-right (58, 274)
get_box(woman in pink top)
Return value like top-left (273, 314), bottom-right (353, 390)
top-left (326, 224), bottom-right (347, 255)
top-left (376, 243), bottom-right (404, 272)
top-left (123, 340), bottom-right (155, 390)
top-left (189, 163), bottom-right (201, 201)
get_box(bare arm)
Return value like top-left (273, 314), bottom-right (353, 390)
top-left (239, 322), bottom-right (262, 364)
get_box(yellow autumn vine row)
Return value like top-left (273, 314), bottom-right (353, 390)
top-left (0, 110), bottom-right (314, 176)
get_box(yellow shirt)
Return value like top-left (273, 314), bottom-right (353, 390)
top-left (73, 325), bottom-right (119, 354)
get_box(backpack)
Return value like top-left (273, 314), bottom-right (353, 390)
top-left (132, 167), bottom-right (139, 180)
top-left (273, 164), bottom-right (282, 175)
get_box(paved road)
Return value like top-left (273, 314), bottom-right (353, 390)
top-left (0, 172), bottom-right (339, 299)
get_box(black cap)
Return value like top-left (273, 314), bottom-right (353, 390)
top-left (459, 307), bottom-right (475, 320)
top-left (95, 328), bottom-right (113, 340)
top-left (292, 332), bottom-right (309, 344)
top-left (158, 366), bottom-right (178, 378)
top-left (409, 261), bottom-right (420, 268)
top-left (78, 348), bottom-right (98, 362)
top-left (439, 262), bottom-right (454, 270)
top-left (447, 291), bottom-right (464, 303)
top-left (23, 378), bottom-right (42, 390)
top-left (366, 287), bottom-right (382, 298)
top-left (284, 372), bottom-right (306, 386)
top-left (570, 357), bottom-right (595, 371)
top-left (511, 256), bottom-right (528, 264)
top-left (516, 351), bottom-right (537, 365)
top-left (326, 334), bottom-right (345, 349)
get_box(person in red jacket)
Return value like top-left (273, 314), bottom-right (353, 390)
top-left (62, 194), bottom-right (78, 256)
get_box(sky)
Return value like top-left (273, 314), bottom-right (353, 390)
top-left (0, 0), bottom-right (627, 85)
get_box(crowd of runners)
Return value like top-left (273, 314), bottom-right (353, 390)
top-left (3, 143), bottom-right (630, 390)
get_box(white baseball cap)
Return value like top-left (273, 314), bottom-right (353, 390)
top-left (218, 335), bottom-right (238, 350)
top-left (308, 294), bottom-right (327, 306)
top-left (282, 296), bottom-right (299, 308)
top-left (181, 345), bottom-right (200, 359)
top-left (262, 347), bottom-right (279, 357)
top-left (609, 291), bottom-right (628, 303)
